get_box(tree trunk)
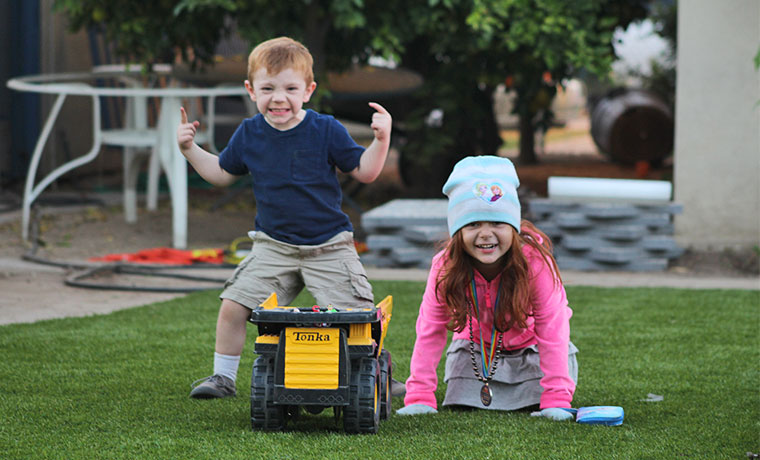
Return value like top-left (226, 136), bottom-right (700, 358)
top-left (303, 3), bottom-right (329, 79)
top-left (518, 112), bottom-right (538, 164)
top-left (478, 85), bottom-right (502, 156)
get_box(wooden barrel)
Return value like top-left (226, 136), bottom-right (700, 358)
top-left (590, 88), bottom-right (673, 165)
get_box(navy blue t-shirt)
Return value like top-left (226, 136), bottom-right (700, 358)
top-left (218, 109), bottom-right (365, 245)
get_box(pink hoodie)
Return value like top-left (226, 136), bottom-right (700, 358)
top-left (403, 237), bottom-right (575, 409)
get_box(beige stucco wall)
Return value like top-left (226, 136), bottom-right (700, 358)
top-left (673, 0), bottom-right (760, 250)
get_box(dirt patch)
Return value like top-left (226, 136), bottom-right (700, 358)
top-left (670, 248), bottom-right (759, 277)
top-left (0, 189), bottom-right (258, 263)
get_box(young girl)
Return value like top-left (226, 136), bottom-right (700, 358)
top-left (396, 156), bottom-right (578, 421)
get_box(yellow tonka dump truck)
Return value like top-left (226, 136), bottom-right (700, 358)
top-left (249, 293), bottom-right (394, 433)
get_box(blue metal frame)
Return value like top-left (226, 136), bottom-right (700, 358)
top-left (6, 0), bottom-right (40, 185)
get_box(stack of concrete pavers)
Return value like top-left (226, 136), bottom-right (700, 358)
top-left (360, 197), bottom-right (683, 271)
top-left (527, 197), bottom-right (683, 271)
top-left (360, 199), bottom-right (449, 268)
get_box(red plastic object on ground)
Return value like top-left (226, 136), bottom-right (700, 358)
top-left (89, 247), bottom-right (224, 265)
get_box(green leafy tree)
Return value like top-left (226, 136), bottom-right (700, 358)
top-left (54, 0), bottom-right (650, 193)
top-left (391, 0), bottom-right (650, 192)
top-left (53, 0), bottom-right (231, 68)
top-left (54, 0), bottom-right (403, 107)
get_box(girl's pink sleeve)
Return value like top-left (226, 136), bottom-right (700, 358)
top-left (403, 252), bottom-right (451, 409)
top-left (528, 249), bottom-right (576, 409)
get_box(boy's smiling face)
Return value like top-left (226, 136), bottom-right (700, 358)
top-left (246, 67), bottom-right (317, 131)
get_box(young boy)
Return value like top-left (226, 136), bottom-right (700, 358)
top-left (177, 36), bottom-right (392, 398)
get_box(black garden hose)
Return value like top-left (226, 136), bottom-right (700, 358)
top-left (22, 206), bottom-right (233, 293)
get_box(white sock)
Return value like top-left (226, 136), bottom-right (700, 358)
top-left (213, 352), bottom-right (240, 382)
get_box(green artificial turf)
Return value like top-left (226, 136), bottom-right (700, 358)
top-left (1, 282), bottom-right (758, 459)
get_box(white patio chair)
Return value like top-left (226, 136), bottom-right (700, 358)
top-left (92, 65), bottom-right (216, 223)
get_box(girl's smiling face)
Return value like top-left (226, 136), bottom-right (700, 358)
top-left (460, 221), bottom-right (514, 279)
top-left (245, 67), bottom-right (317, 130)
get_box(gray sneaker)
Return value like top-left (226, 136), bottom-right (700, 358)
top-left (391, 378), bottom-right (406, 397)
top-left (189, 374), bottom-right (237, 399)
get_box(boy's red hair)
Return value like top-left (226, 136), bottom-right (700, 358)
top-left (435, 220), bottom-right (561, 333)
top-left (247, 36), bottom-right (314, 85)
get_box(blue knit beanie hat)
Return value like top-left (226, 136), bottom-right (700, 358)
top-left (442, 156), bottom-right (521, 236)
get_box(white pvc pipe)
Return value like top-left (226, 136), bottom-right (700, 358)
top-left (547, 176), bottom-right (672, 202)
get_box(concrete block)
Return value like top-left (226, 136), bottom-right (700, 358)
top-left (589, 246), bottom-right (642, 264)
top-left (637, 203), bottom-right (683, 215)
top-left (359, 253), bottom-right (397, 268)
top-left (366, 234), bottom-right (413, 251)
top-left (623, 258), bottom-right (669, 271)
top-left (526, 198), bottom-right (578, 217)
top-left (642, 237), bottom-right (685, 258)
top-left (534, 221), bottom-right (563, 239)
top-left (553, 246), bottom-right (589, 258)
top-left (646, 247), bottom-right (685, 259)
top-left (362, 197), bottom-right (683, 272)
top-left (638, 213), bottom-right (671, 228)
top-left (361, 199), bottom-right (447, 231)
top-left (641, 235), bottom-right (679, 251)
top-left (597, 225), bottom-right (646, 242)
top-left (557, 255), bottom-right (668, 272)
top-left (580, 203), bottom-right (640, 219)
top-left (561, 235), bottom-right (599, 251)
top-left (649, 223), bottom-right (675, 235)
top-left (391, 246), bottom-right (436, 266)
top-left (402, 225), bottom-right (449, 244)
top-left (555, 213), bottom-right (594, 230)
top-left (556, 256), bottom-right (598, 271)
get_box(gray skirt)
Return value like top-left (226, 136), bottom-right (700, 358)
top-left (442, 339), bottom-right (578, 410)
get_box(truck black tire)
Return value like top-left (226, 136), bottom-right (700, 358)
top-left (379, 349), bottom-right (392, 420)
top-left (251, 355), bottom-right (286, 431)
top-left (343, 357), bottom-right (380, 434)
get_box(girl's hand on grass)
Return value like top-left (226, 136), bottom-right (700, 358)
top-left (531, 408), bottom-right (576, 421)
top-left (396, 404), bottom-right (437, 415)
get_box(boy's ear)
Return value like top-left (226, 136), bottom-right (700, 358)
top-left (244, 80), bottom-right (256, 100)
top-left (303, 81), bottom-right (317, 102)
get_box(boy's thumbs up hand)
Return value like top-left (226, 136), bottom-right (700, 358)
top-left (177, 107), bottom-right (200, 152)
top-left (368, 102), bottom-right (392, 143)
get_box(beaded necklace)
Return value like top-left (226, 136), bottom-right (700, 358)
top-left (467, 274), bottom-right (503, 406)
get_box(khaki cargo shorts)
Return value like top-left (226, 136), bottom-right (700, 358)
top-left (220, 231), bottom-right (374, 310)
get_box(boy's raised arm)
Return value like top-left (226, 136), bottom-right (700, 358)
top-left (350, 102), bottom-right (392, 184)
top-left (177, 107), bottom-right (239, 187)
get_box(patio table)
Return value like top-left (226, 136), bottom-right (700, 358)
top-left (7, 69), bottom-right (248, 249)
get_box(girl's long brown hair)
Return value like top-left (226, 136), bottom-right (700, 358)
top-left (435, 220), bottom-right (561, 333)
